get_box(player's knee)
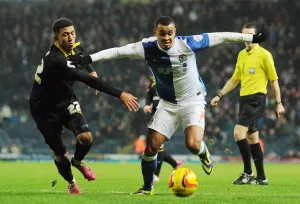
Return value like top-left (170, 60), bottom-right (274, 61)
top-left (145, 144), bottom-right (159, 156)
top-left (185, 139), bottom-right (201, 154)
top-left (233, 131), bottom-right (244, 141)
top-left (77, 132), bottom-right (93, 145)
top-left (246, 131), bottom-right (259, 144)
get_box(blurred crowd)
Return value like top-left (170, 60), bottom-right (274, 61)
top-left (0, 0), bottom-right (299, 158)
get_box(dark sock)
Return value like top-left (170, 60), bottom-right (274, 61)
top-left (54, 157), bottom-right (73, 182)
top-left (250, 143), bottom-right (266, 180)
top-left (74, 141), bottom-right (92, 162)
top-left (154, 149), bottom-right (164, 176)
top-left (237, 139), bottom-right (252, 175)
top-left (142, 158), bottom-right (157, 190)
top-left (163, 151), bottom-right (177, 168)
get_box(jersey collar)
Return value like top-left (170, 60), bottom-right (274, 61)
top-left (246, 44), bottom-right (260, 54)
top-left (54, 41), bottom-right (81, 57)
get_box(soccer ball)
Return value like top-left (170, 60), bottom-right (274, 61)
top-left (168, 168), bottom-right (198, 197)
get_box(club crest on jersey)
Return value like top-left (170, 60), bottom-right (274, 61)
top-left (249, 68), bottom-right (256, 74)
top-left (193, 35), bottom-right (203, 42)
top-left (179, 54), bottom-right (187, 62)
top-left (130, 43), bottom-right (137, 49)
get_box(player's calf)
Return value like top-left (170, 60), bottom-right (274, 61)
top-left (54, 154), bottom-right (74, 182)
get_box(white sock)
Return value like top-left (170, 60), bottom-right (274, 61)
top-left (142, 153), bottom-right (158, 161)
top-left (69, 178), bottom-right (76, 184)
top-left (198, 140), bottom-right (206, 155)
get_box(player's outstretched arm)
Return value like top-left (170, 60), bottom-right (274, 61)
top-left (81, 64), bottom-right (99, 95)
top-left (59, 59), bottom-right (139, 111)
top-left (69, 68), bottom-right (139, 111)
top-left (208, 24), bottom-right (269, 47)
top-left (69, 42), bottom-right (145, 66)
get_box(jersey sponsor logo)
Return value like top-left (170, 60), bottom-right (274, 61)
top-left (157, 67), bottom-right (173, 75)
top-left (193, 35), bottom-right (203, 42)
top-left (249, 68), bottom-right (256, 74)
top-left (157, 67), bottom-right (187, 75)
top-left (179, 54), bottom-right (187, 62)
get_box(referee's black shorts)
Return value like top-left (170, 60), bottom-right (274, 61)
top-left (237, 93), bottom-right (266, 132)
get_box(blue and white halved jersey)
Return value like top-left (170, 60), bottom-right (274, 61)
top-left (90, 32), bottom-right (253, 104)
top-left (139, 34), bottom-right (209, 103)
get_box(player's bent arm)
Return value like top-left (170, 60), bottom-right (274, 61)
top-left (207, 33), bottom-right (253, 47)
top-left (270, 80), bottom-right (282, 102)
top-left (219, 77), bottom-right (240, 96)
top-left (63, 63), bottom-right (122, 98)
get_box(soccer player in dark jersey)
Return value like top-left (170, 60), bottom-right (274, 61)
top-left (144, 76), bottom-right (182, 182)
top-left (29, 18), bottom-right (139, 194)
top-left (211, 23), bottom-right (285, 185)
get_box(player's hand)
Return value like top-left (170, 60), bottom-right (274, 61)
top-left (143, 105), bottom-right (152, 113)
top-left (275, 103), bottom-right (285, 118)
top-left (89, 72), bottom-right (100, 95)
top-left (119, 92), bottom-right (140, 112)
top-left (252, 24), bottom-right (269, 43)
top-left (69, 54), bottom-right (92, 66)
top-left (210, 96), bottom-right (221, 107)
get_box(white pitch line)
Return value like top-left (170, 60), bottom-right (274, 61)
top-left (108, 191), bottom-right (129, 194)
top-left (0, 190), bottom-right (299, 197)
top-left (201, 192), bottom-right (300, 197)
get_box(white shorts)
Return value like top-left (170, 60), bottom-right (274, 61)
top-left (148, 94), bottom-right (206, 139)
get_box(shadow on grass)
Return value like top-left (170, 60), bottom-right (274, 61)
top-left (109, 191), bottom-right (172, 196)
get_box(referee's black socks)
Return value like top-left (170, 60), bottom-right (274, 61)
top-left (237, 138), bottom-right (252, 175)
top-left (250, 143), bottom-right (266, 180)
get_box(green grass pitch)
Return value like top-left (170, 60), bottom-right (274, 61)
top-left (0, 161), bottom-right (299, 204)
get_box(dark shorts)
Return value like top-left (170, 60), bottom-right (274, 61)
top-left (31, 101), bottom-right (90, 142)
top-left (238, 93), bottom-right (266, 132)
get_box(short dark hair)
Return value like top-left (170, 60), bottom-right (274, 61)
top-left (154, 16), bottom-right (175, 28)
top-left (52, 18), bottom-right (73, 35)
top-left (242, 22), bottom-right (257, 32)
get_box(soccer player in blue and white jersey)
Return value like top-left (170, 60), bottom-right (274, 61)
top-left (70, 16), bottom-right (269, 195)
